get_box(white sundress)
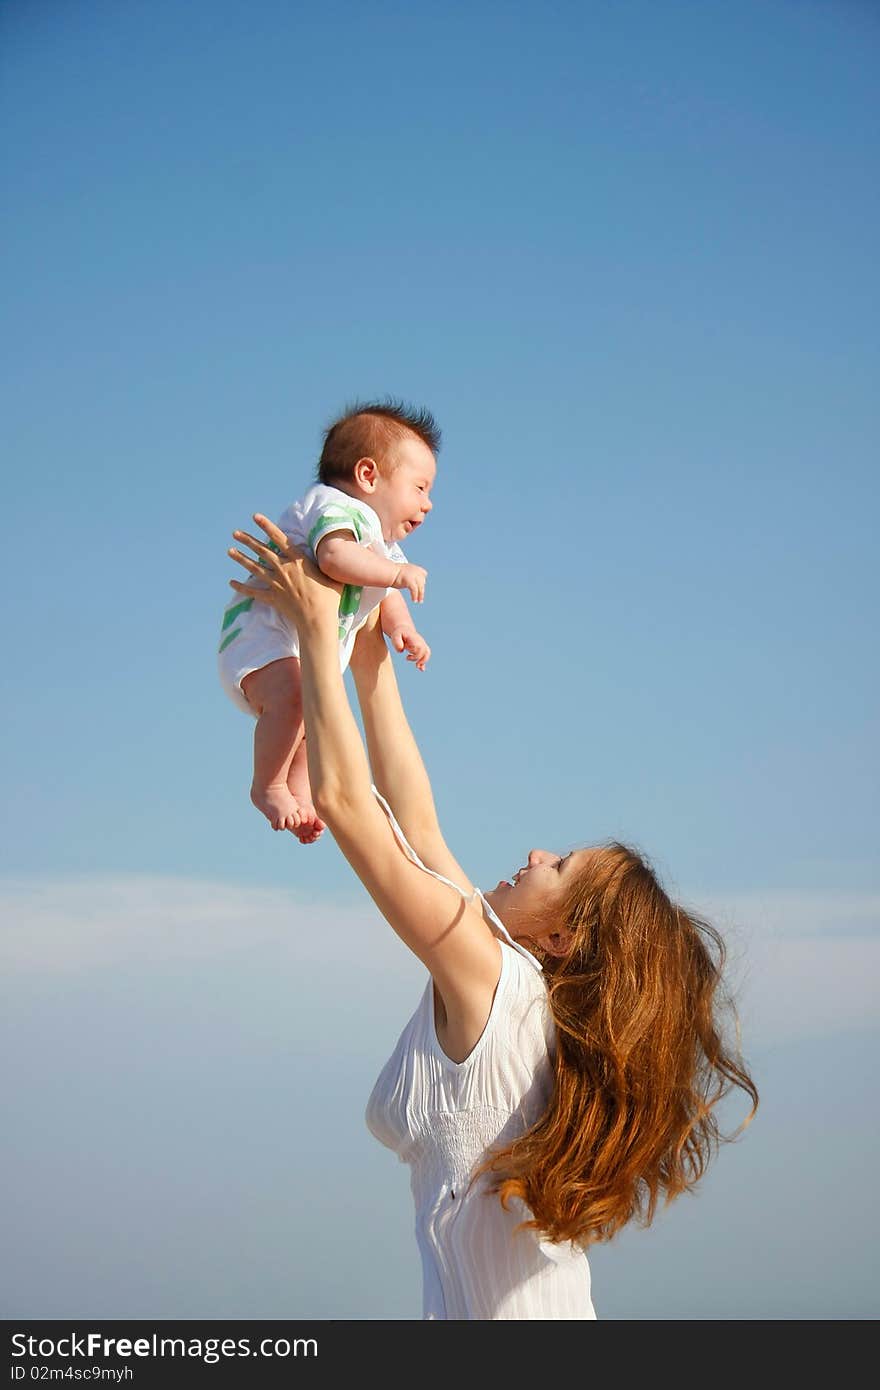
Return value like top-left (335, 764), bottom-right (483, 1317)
top-left (365, 790), bottom-right (597, 1320)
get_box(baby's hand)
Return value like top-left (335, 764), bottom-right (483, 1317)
top-left (387, 624), bottom-right (431, 672)
top-left (391, 563), bottom-right (427, 604)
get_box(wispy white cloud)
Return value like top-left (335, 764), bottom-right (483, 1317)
top-left (684, 889), bottom-right (880, 1049)
top-left (0, 875), bottom-right (403, 975)
top-left (0, 876), bottom-right (877, 1046)
top-left (692, 890), bottom-right (880, 941)
top-left (734, 934), bottom-right (879, 1050)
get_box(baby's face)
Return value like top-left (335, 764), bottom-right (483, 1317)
top-left (373, 435), bottom-right (436, 543)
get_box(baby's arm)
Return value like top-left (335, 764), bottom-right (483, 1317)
top-left (379, 587), bottom-right (411, 635)
top-left (380, 591), bottom-right (431, 672)
top-left (316, 531), bottom-right (426, 602)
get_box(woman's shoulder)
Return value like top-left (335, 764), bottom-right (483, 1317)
top-left (439, 943), bottom-right (554, 1114)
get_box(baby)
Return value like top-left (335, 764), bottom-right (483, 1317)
top-left (218, 400), bottom-right (437, 843)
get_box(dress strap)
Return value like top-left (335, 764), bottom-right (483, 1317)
top-left (371, 785), bottom-right (544, 972)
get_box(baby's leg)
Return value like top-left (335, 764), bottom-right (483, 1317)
top-left (241, 658), bottom-right (307, 833)
top-left (286, 738), bottom-right (326, 845)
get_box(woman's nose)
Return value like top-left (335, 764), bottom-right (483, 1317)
top-left (527, 849), bottom-right (546, 865)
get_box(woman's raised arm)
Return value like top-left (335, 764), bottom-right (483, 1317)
top-left (227, 519), bottom-right (501, 1061)
top-left (349, 610), bottom-right (477, 895)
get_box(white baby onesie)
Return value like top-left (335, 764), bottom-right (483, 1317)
top-left (218, 483), bottom-right (407, 715)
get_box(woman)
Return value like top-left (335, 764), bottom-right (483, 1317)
top-left (228, 515), bottom-right (759, 1322)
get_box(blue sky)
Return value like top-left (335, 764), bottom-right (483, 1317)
top-left (1, 0), bottom-right (878, 1319)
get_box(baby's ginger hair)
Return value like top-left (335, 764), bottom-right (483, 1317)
top-left (317, 398), bottom-right (441, 485)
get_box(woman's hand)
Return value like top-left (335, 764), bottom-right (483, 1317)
top-left (228, 513), bottom-right (341, 629)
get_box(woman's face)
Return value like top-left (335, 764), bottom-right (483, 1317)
top-left (485, 847), bottom-right (593, 956)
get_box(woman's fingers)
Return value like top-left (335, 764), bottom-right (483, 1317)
top-left (227, 518), bottom-right (342, 631)
top-left (232, 525), bottom-right (313, 577)
top-left (252, 513), bottom-right (290, 550)
top-left (229, 577), bottom-right (276, 604)
top-left (231, 529), bottom-right (283, 568)
top-left (228, 545), bottom-right (273, 578)
top-left (229, 578), bottom-right (278, 609)
top-left (248, 514), bottom-right (313, 570)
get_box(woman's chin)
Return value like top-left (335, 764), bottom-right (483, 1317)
top-left (483, 882), bottom-right (510, 913)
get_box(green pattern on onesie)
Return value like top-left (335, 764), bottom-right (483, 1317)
top-left (218, 596), bottom-right (254, 652)
top-left (308, 504), bottom-right (368, 551)
top-left (337, 581), bottom-right (363, 641)
top-left (217, 539), bottom-right (283, 652)
top-left (306, 502), bottom-right (371, 643)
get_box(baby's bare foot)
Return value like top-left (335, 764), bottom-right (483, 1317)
top-left (251, 782), bottom-right (303, 833)
top-left (293, 804), bottom-right (326, 845)
top-left (287, 755), bottom-right (325, 846)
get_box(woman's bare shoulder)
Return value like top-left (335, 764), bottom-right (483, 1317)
top-left (431, 927), bottom-right (504, 1065)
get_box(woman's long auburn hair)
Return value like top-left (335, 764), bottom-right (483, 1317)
top-left (473, 840), bottom-right (759, 1248)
